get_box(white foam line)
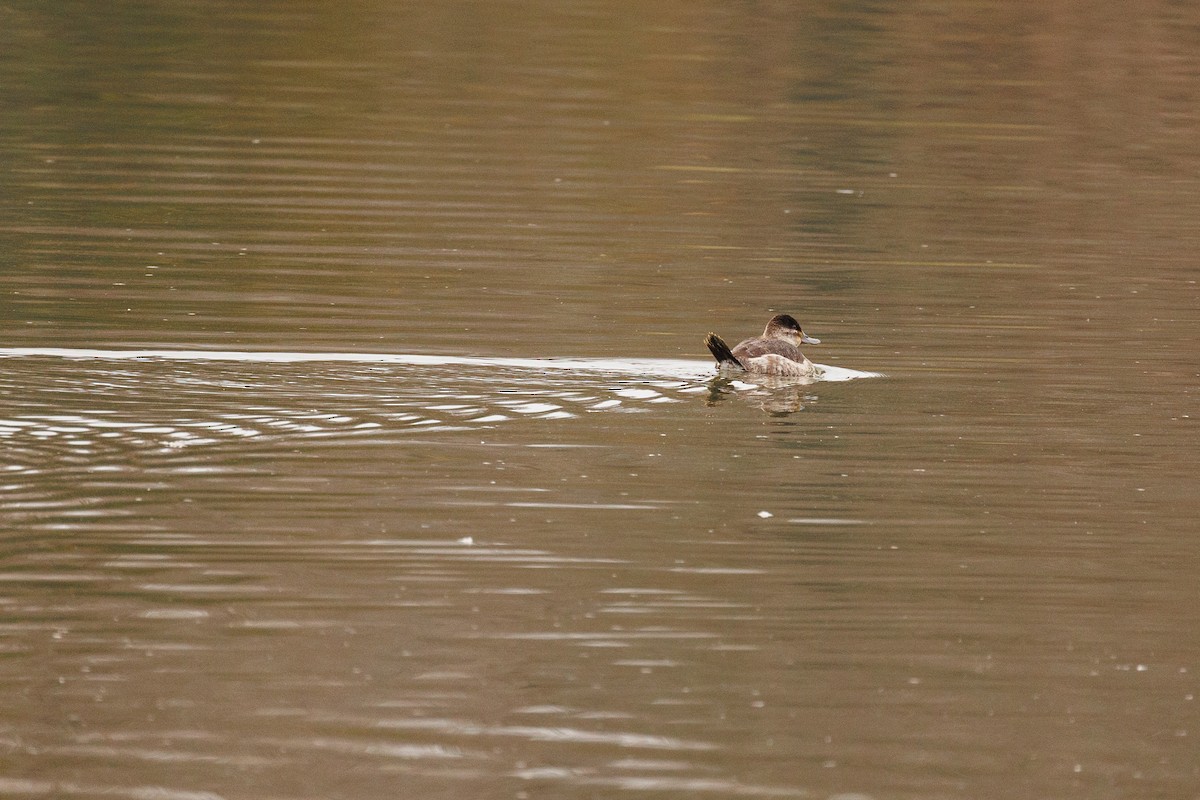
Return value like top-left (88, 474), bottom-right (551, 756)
top-left (822, 365), bottom-right (886, 381)
top-left (0, 347), bottom-right (698, 374)
top-left (0, 348), bottom-right (881, 381)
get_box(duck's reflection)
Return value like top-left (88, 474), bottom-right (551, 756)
top-left (705, 376), bottom-right (819, 415)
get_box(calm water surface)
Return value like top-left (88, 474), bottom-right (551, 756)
top-left (2, 2), bottom-right (1199, 799)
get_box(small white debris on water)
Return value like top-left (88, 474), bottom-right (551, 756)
top-left (458, 536), bottom-right (474, 545)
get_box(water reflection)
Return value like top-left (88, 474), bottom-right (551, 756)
top-left (706, 376), bottom-right (824, 415)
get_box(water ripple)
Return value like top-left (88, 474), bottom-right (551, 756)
top-left (376, 717), bottom-right (717, 751)
top-left (0, 777), bottom-right (226, 800)
top-left (0, 348), bottom-right (878, 461)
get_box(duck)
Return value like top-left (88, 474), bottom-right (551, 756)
top-left (704, 314), bottom-right (822, 377)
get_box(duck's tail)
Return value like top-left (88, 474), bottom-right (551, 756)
top-left (705, 333), bottom-right (745, 370)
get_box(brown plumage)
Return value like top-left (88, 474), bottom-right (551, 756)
top-left (705, 314), bottom-right (821, 377)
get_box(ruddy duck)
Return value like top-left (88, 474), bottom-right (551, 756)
top-left (705, 314), bottom-right (821, 377)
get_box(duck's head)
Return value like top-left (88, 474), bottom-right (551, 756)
top-left (764, 313), bottom-right (820, 345)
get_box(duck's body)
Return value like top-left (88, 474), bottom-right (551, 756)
top-left (705, 314), bottom-right (821, 377)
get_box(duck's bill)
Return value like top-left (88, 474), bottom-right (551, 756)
top-left (801, 334), bottom-right (820, 345)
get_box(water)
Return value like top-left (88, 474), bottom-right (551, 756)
top-left (3, 1), bottom-right (1200, 798)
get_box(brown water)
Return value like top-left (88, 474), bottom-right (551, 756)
top-left (2, 2), bottom-right (1199, 798)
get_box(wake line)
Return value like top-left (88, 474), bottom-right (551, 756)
top-left (0, 348), bottom-right (880, 382)
top-left (0, 348), bottom-right (713, 379)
